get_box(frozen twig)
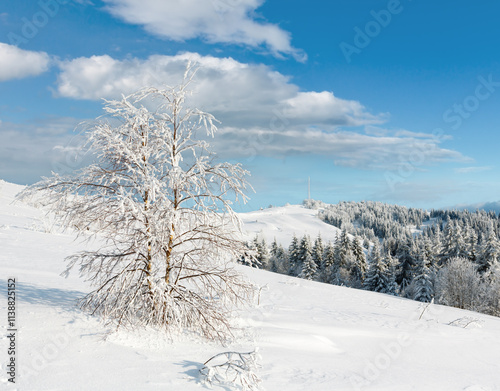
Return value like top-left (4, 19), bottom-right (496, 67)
top-left (200, 349), bottom-right (263, 391)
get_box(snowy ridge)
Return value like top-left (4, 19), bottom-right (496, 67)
top-left (1, 181), bottom-right (500, 390)
top-left (239, 204), bottom-right (341, 246)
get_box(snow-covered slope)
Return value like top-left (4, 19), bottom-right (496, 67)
top-left (1, 180), bottom-right (500, 390)
top-left (239, 204), bottom-right (341, 245)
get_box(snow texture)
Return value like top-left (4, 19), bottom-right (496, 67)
top-left (2, 180), bottom-right (500, 390)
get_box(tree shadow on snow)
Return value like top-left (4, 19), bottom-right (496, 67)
top-left (1, 279), bottom-right (84, 310)
top-left (179, 360), bottom-right (203, 382)
top-left (178, 360), bottom-right (234, 391)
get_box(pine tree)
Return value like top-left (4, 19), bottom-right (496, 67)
top-left (334, 229), bottom-right (355, 285)
top-left (288, 234), bottom-right (300, 276)
top-left (337, 229), bottom-right (353, 269)
top-left (297, 235), bottom-right (313, 266)
top-left (395, 236), bottom-right (415, 291)
top-left (321, 242), bottom-right (336, 283)
top-left (418, 237), bottom-right (440, 289)
top-left (478, 225), bottom-right (500, 273)
top-left (440, 220), bottom-right (455, 263)
top-left (351, 236), bottom-right (367, 284)
top-left (312, 234), bottom-right (324, 269)
top-left (364, 243), bottom-right (389, 293)
top-left (268, 238), bottom-right (287, 274)
top-left (383, 251), bottom-right (399, 296)
top-left (413, 254), bottom-right (434, 302)
top-left (440, 220), bottom-right (466, 263)
top-left (276, 243), bottom-right (286, 262)
top-left (254, 237), bottom-right (270, 270)
top-left (431, 223), bottom-right (443, 259)
top-left (453, 221), bottom-right (467, 258)
top-left (271, 238), bottom-right (280, 258)
top-left (464, 226), bottom-right (479, 263)
top-left (269, 238), bottom-right (285, 264)
top-left (300, 252), bottom-right (318, 280)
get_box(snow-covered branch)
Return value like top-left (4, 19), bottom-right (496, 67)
top-left (19, 69), bottom-right (255, 341)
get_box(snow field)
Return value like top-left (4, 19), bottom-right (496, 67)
top-left (1, 181), bottom-right (500, 390)
top-left (239, 204), bottom-right (341, 246)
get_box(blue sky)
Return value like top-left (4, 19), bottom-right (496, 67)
top-left (1, 0), bottom-right (500, 211)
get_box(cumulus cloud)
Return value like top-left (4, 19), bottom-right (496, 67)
top-left (52, 52), bottom-right (470, 170)
top-left (284, 91), bottom-right (383, 127)
top-left (55, 52), bottom-right (384, 129)
top-left (0, 43), bottom-right (50, 82)
top-left (103, 0), bottom-right (305, 60)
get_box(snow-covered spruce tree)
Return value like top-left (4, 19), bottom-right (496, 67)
top-left (413, 254), bottom-right (434, 303)
top-left (312, 234), bottom-right (324, 270)
top-left (320, 241), bottom-right (336, 283)
top-left (419, 236), bottom-right (439, 272)
top-left (395, 236), bottom-right (416, 291)
top-left (332, 229), bottom-right (355, 285)
top-left (383, 251), bottom-right (399, 296)
top-left (478, 225), bottom-right (500, 274)
top-left (297, 235), bottom-right (313, 264)
top-left (351, 236), bottom-right (367, 285)
top-left (290, 234), bottom-right (312, 277)
top-left (440, 220), bottom-right (467, 264)
top-left (336, 229), bottom-right (352, 269)
top-left (288, 234), bottom-right (300, 276)
top-left (270, 239), bottom-right (288, 274)
top-left (299, 252), bottom-right (318, 280)
top-left (270, 238), bottom-right (280, 259)
top-left (19, 72), bottom-right (255, 341)
top-left (464, 226), bottom-right (479, 263)
top-left (255, 237), bottom-right (270, 270)
top-left (363, 243), bottom-right (389, 293)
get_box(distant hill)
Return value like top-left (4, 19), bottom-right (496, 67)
top-left (238, 204), bottom-right (341, 246)
top-left (454, 201), bottom-right (500, 214)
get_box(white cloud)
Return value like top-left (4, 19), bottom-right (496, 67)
top-left (55, 52), bottom-right (383, 129)
top-left (455, 166), bottom-right (493, 174)
top-left (0, 43), bottom-right (50, 82)
top-left (284, 91), bottom-right (384, 127)
top-left (214, 126), bottom-right (468, 169)
top-left (52, 52), bottom-right (470, 170)
top-left (102, 0), bottom-right (305, 60)
top-left (366, 127), bottom-right (453, 141)
top-left (0, 117), bottom-right (87, 184)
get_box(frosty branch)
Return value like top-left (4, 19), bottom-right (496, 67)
top-left (19, 66), bottom-right (255, 341)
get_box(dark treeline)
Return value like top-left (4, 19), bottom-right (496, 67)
top-left (239, 200), bottom-right (500, 317)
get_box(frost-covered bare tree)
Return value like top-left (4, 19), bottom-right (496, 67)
top-left (19, 66), bottom-right (255, 341)
top-left (435, 257), bottom-right (485, 311)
